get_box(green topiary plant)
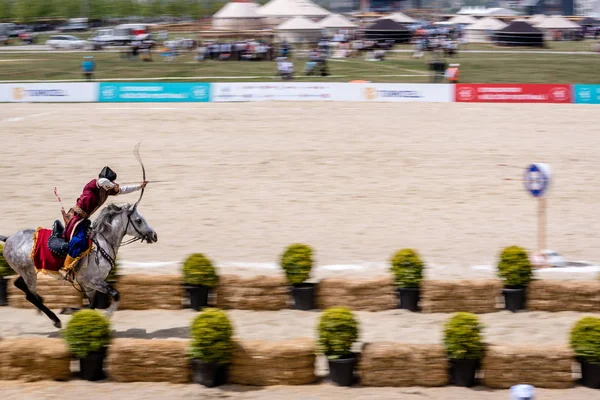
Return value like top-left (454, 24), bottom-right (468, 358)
top-left (280, 243), bottom-right (314, 286)
top-left (190, 308), bottom-right (234, 364)
top-left (443, 312), bottom-right (485, 360)
top-left (318, 307), bottom-right (359, 360)
top-left (63, 309), bottom-right (111, 359)
top-left (0, 243), bottom-right (15, 278)
top-left (497, 246), bottom-right (533, 287)
top-left (389, 248), bottom-right (425, 288)
top-left (570, 316), bottom-right (600, 364)
top-left (183, 253), bottom-right (219, 287)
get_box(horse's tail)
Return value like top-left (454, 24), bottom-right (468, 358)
top-left (0, 235), bottom-right (7, 242)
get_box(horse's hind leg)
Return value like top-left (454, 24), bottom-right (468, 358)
top-left (14, 275), bottom-right (62, 329)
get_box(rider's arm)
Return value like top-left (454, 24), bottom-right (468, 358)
top-left (115, 181), bottom-right (147, 195)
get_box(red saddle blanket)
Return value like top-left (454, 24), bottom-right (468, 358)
top-left (30, 228), bottom-right (91, 274)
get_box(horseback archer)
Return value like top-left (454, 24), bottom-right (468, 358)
top-left (49, 166), bottom-right (148, 282)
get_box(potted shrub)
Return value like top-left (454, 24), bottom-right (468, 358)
top-left (570, 316), bottom-right (600, 389)
top-left (189, 307), bottom-right (233, 388)
top-left (0, 242), bottom-right (15, 306)
top-left (443, 312), bottom-right (485, 387)
top-left (497, 246), bottom-right (533, 312)
top-left (183, 253), bottom-right (219, 311)
top-left (93, 257), bottom-right (119, 310)
top-left (318, 306), bottom-right (359, 386)
top-left (389, 248), bottom-right (425, 312)
top-left (280, 243), bottom-right (316, 310)
top-left (63, 309), bottom-right (111, 381)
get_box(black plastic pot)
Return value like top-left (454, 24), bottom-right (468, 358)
top-left (291, 283), bottom-right (317, 310)
top-left (397, 287), bottom-right (420, 312)
top-left (450, 358), bottom-right (478, 387)
top-left (186, 285), bottom-right (209, 311)
top-left (581, 359), bottom-right (600, 389)
top-left (0, 277), bottom-right (8, 306)
top-left (328, 354), bottom-right (356, 387)
top-left (79, 347), bottom-right (107, 381)
top-left (502, 287), bottom-right (526, 312)
top-left (191, 359), bottom-right (229, 388)
top-left (92, 291), bottom-right (111, 310)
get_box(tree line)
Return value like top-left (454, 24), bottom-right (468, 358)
top-left (0, 0), bottom-right (274, 23)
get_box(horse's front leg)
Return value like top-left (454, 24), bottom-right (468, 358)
top-left (84, 277), bottom-right (120, 317)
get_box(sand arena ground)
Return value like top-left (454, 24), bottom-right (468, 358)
top-left (0, 102), bottom-right (599, 280)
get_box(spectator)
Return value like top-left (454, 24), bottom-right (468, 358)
top-left (81, 56), bottom-right (95, 82)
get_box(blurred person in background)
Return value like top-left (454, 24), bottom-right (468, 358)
top-left (55, 167), bottom-right (147, 281)
top-left (81, 56), bottom-right (95, 81)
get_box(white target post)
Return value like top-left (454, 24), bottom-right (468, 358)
top-left (523, 163), bottom-right (552, 264)
top-left (500, 163), bottom-right (552, 267)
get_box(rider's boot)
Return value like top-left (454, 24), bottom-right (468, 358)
top-left (59, 256), bottom-right (76, 283)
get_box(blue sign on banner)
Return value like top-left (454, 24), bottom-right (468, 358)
top-left (573, 84), bottom-right (600, 104)
top-left (98, 82), bottom-right (210, 102)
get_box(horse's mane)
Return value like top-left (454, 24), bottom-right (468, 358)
top-left (92, 203), bottom-right (132, 235)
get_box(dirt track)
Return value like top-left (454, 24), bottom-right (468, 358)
top-left (1, 102), bottom-right (599, 281)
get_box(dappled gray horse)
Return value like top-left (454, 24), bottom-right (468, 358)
top-left (0, 203), bottom-right (157, 328)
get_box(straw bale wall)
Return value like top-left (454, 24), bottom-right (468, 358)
top-left (229, 338), bottom-right (317, 385)
top-left (7, 275), bottom-right (83, 309)
top-left (527, 280), bottom-right (600, 312)
top-left (216, 275), bottom-right (289, 310)
top-left (107, 339), bottom-right (190, 383)
top-left (358, 343), bottom-right (448, 386)
top-left (317, 277), bottom-right (396, 311)
top-left (420, 280), bottom-right (503, 313)
top-left (0, 338), bottom-right (71, 382)
top-left (482, 344), bottom-right (575, 389)
top-left (116, 275), bottom-right (184, 310)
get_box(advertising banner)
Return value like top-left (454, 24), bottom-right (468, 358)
top-left (211, 82), bottom-right (340, 102)
top-left (98, 82), bottom-right (210, 102)
top-left (573, 85), bottom-right (600, 104)
top-left (350, 83), bottom-right (453, 103)
top-left (455, 84), bottom-right (572, 103)
top-left (0, 83), bottom-right (98, 103)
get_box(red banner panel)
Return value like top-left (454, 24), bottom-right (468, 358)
top-left (455, 84), bottom-right (572, 103)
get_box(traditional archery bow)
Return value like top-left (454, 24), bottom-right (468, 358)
top-left (133, 141), bottom-right (146, 210)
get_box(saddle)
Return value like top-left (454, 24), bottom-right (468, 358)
top-left (48, 220), bottom-right (69, 258)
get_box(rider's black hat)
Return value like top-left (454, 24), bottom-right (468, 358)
top-left (99, 166), bottom-right (117, 182)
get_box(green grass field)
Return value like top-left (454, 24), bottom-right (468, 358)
top-left (0, 43), bottom-right (599, 83)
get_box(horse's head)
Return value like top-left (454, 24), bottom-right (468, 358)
top-left (125, 205), bottom-right (158, 244)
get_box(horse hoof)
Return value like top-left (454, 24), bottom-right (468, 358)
top-left (54, 320), bottom-right (62, 329)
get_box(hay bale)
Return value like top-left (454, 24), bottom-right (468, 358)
top-left (229, 338), bottom-right (316, 385)
top-left (116, 275), bottom-right (184, 310)
top-left (107, 339), bottom-right (190, 383)
top-left (527, 281), bottom-right (600, 312)
top-left (482, 345), bottom-right (575, 389)
top-left (420, 280), bottom-right (502, 313)
top-left (358, 343), bottom-right (448, 387)
top-left (0, 338), bottom-right (71, 382)
top-left (316, 277), bottom-right (396, 311)
top-left (216, 275), bottom-right (288, 311)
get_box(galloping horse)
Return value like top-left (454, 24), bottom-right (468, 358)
top-left (0, 203), bottom-right (158, 328)
top-left (0, 143), bottom-right (157, 328)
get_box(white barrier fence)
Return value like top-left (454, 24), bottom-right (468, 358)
top-left (0, 83), bottom-right (98, 103)
top-left (0, 82), bottom-right (454, 104)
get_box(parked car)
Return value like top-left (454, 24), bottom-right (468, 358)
top-left (541, 249), bottom-right (566, 268)
top-left (46, 35), bottom-right (89, 49)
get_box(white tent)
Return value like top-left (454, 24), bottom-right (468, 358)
top-left (456, 6), bottom-right (518, 16)
top-left (318, 13), bottom-right (357, 29)
top-left (534, 15), bottom-right (581, 29)
top-left (485, 8), bottom-right (519, 16)
top-left (464, 17), bottom-right (508, 42)
top-left (276, 16), bottom-right (324, 43)
top-left (379, 12), bottom-right (416, 24)
top-left (259, 0), bottom-right (331, 18)
top-left (446, 15), bottom-right (478, 25)
top-left (212, 1), bottom-right (265, 30)
top-left (528, 14), bottom-right (547, 25)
